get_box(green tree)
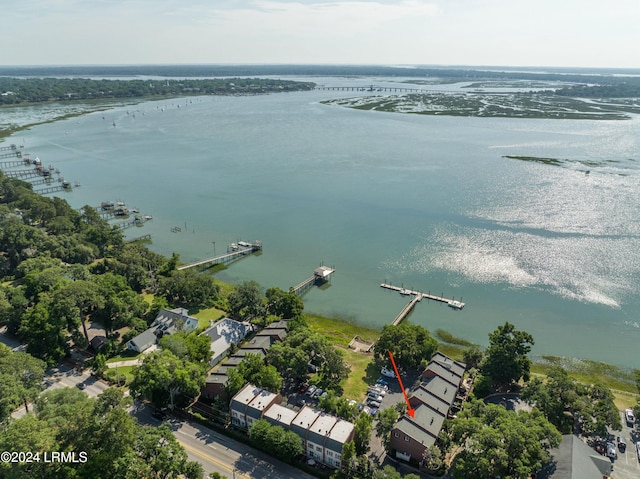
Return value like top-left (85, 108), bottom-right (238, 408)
top-left (353, 413), bottom-right (373, 455)
top-left (265, 287), bottom-right (304, 319)
top-left (462, 345), bottom-right (483, 370)
top-left (450, 399), bottom-right (561, 479)
top-left (375, 407), bottom-right (400, 451)
top-left (0, 347), bottom-right (46, 414)
top-left (159, 332), bottom-right (212, 365)
top-left (227, 353), bottom-right (282, 395)
top-left (248, 419), bottom-right (303, 463)
top-left (481, 322), bottom-right (534, 389)
top-left (130, 349), bottom-right (206, 409)
top-left (227, 280), bottom-right (264, 321)
top-left (18, 296), bottom-right (69, 365)
top-left (266, 342), bottom-right (309, 379)
top-left (158, 270), bottom-right (220, 308)
top-left (114, 425), bottom-right (203, 479)
top-left (374, 323), bottom-right (438, 371)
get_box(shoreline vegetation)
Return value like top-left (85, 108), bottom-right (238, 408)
top-left (1, 66), bottom-right (638, 405)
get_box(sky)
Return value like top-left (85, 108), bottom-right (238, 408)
top-left (2, 0), bottom-right (639, 68)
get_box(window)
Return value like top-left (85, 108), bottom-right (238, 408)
top-left (326, 451), bottom-right (333, 457)
top-left (404, 436), bottom-right (410, 442)
top-left (394, 432), bottom-right (399, 437)
top-left (336, 461), bottom-right (341, 467)
top-left (316, 446), bottom-right (322, 452)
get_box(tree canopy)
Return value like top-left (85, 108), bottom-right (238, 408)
top-left (449, 399), bottom-right (561, 479)
top-left (481, 322), bottom-right (534, 389)
top-left (130, 349), bottom-right (206, 410)
top-left (374, 323), bottom-right (438, 371)
top-left (0, 387), bottom-right (203, 479)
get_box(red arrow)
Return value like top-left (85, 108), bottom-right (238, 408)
top-left (388, 350), bottom-right (414, 418)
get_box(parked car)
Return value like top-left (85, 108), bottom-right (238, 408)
top-left (151, 409), bottom-right (166, 420)
top-left (296, 399), bottom-right (306, 407)
top-left (368, 386), bottom-right (386, 396)
top-left (381, 367), bottom-right (396, 379)
top-left (308, 364), bottom-right (318, 373)
top-left (305, 385), bottom-right (317, 396)
top-left (606, 442), bottom-right (617, 460)
top-left (76, 382), bottom-right (86, 390)
top-left (617, 436), bottom-right (626, 453)
top-left (369, 407), bottom-right (379, 416)
top-left (299, 383), bottom-right (309, 393)
top-left (367, 398), bottom-right (382, 408)
top-left (625, 408), bottom-right (635, 426)
top-left (376, 378), bottom-right (389, 388)
top-left (367, 393), bottom-right (383, 403)
top-left (313, 388), bottom-right (324, 398)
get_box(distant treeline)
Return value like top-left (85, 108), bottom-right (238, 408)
top-left (2, 65), bottom-right (640, 104)
top-left (0, 77), bottom-right (315, 105)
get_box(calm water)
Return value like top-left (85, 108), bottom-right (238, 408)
top-left (8, 77), bottom-right (640, 367)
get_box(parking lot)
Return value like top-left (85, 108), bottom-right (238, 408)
top-left (608, 412), bottom-right (640, 479)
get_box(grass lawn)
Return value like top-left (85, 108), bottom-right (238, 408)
top-left (305, 313), bottom-right (380, 347)
top-left (106, 350), bottom-right (143, 363)
top-left (192, 306), bottom-right (228, 330)
top-left (104, 365), bottom-right (135, 385)
top-left (339, 347), bottom-right (378, 401)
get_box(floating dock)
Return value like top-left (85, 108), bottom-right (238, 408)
top-left (292, 265), bottom-right (335, 296)
top-left (177, 241), bottom-right (262, 271)
top-left (381, 283), bottom-right (465, 326)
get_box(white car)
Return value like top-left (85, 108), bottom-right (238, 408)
top-left (381, 367), bottom-right (396, 378)
top-left (606, 442), bottom-right (616, 460)
top-left (624, 408), bottom-right (635, 426)
top-left (367, 386), bottom-right (386, 396)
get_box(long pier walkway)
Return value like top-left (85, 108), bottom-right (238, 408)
top-left (177, 241), bottom-right (262, 271)
top-left (381, 283), bottom-right (465, 326)
top-left (292, 266), bottom-right (335, 296)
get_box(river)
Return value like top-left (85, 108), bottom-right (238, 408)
top-left (6, 75), bottom-right (640, 368)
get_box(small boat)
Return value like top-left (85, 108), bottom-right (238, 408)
top-left (448, 300), bottom-right (465, 310)
top-left (144, 215), bottom-right (153, 220)
top-left (399, 288), bottom-right (412, 296)
top-left (116, 201), bottom-right (125, 207)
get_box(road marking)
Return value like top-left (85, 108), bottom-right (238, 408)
top-left (178, 440), bottom-right (250, 479)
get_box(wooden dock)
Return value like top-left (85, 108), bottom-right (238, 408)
top-left (381, 283), bottom-right (465, 326)
top-left (292, 266), bottom-right (335, 296)
top-left (177, 241), bottom-right (262, 271)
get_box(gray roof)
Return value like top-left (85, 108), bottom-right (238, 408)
top-left (205, 373), bottom-right (229, 386)
top-left (392, 404), bottom-right (443, 449)
top-left (240, 335), bottom-right (273, 353)
top-left (127, 328), bottom-right (157, 352)
top-left (537, 435), bottom-right (613, 479)
top-left (410, 376), bottom-right (457, 415)
top-left (308, 413), bottom-right (338, 447)
top-left (291, 406), bottom-right (321, 440)
top-left (200, 318), bottom-right (253, 365)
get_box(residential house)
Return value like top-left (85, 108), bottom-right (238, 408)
top-left (200, 318), bottom-right (253, 366)
top-left (201, 320), bottom-right (288, 400)
top-left (229, 383), bottom-right (282, 430)
top-left (229, 385), bottom-right (354, 469)
top-left (126, 308), bottom-right (199, 353)
top-left (391, 352), bottom-right (466, 465)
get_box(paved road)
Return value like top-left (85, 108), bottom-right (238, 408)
top-left (135, 408), bottom-right (317, 479)
top-left (11, 364), bottom-right (110, 419)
